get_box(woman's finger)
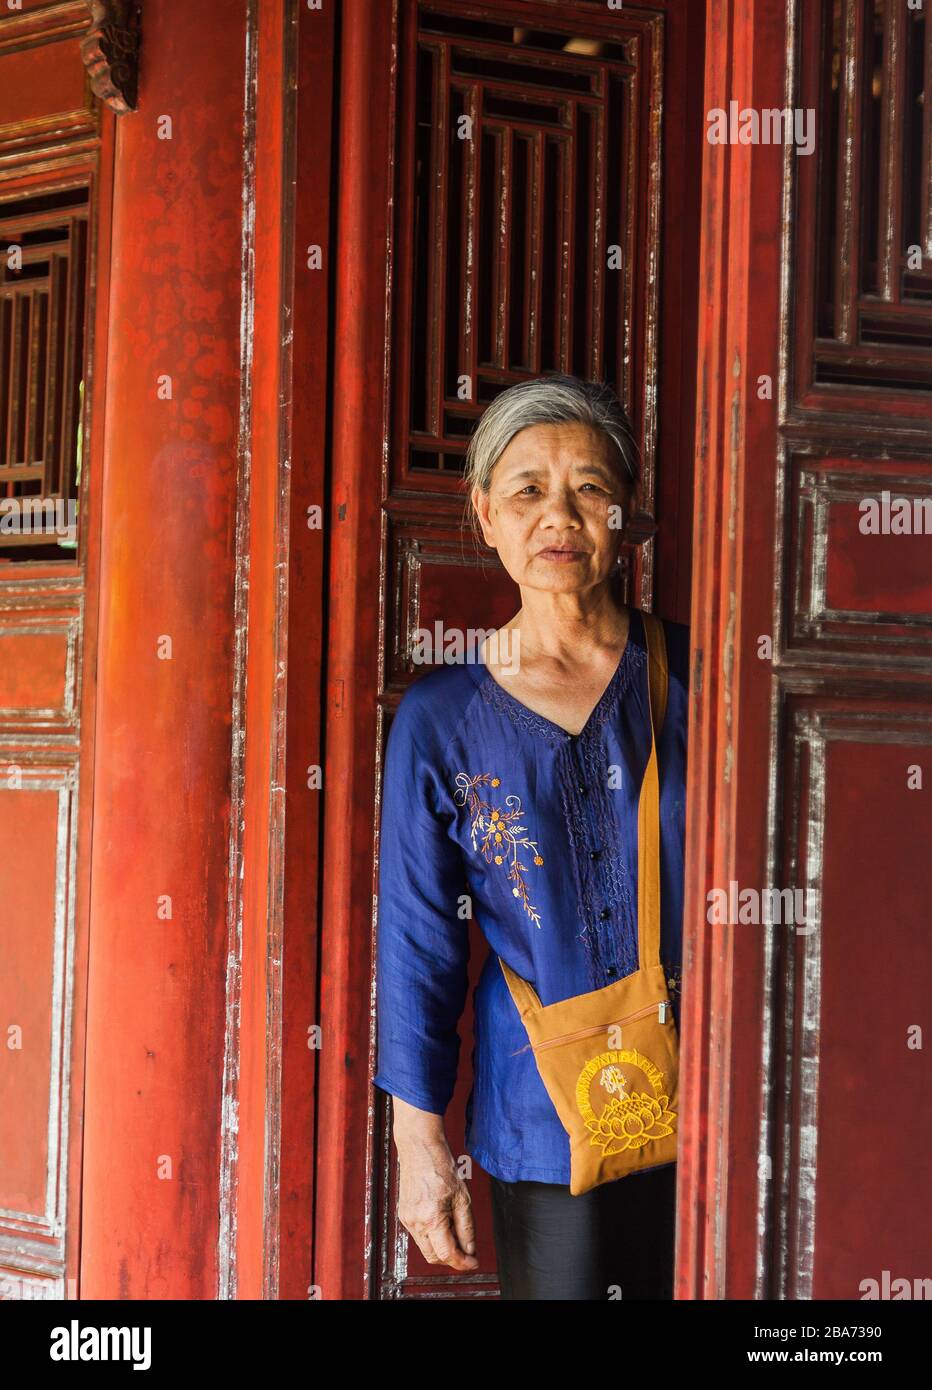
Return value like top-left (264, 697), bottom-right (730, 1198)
top-left (451, 1184), bottom-right (477, 1257)
top-left (424, 1212), bottom-right (479, 1271)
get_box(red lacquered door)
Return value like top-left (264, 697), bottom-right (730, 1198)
top-left (0, 1), bottom-right (115, 1300)
top-left (316, 0), bottom-right (705, 1300)
top-left (682, 0), bottom-right (932, 1299)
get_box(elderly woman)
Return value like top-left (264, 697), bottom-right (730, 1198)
top-left (373, 374), bottom-right (688, 1300)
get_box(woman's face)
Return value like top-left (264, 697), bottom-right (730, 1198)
top-left (472, 422), bottom-right (635, 596)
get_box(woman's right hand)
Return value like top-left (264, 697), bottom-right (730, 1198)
top-left (391, 1097), bottom-right (479, 1272)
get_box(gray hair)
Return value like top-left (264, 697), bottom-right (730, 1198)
top-left (463, 374), bottom-right (640, 511)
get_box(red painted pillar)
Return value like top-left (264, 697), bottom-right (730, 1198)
top-left (315, 0), bottom-right (396, 1301)
top-left (81, 0), bottom-right (248, 1299)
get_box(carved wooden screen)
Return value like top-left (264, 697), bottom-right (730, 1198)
top-left (390, 1), bottom-right (663, 607)
top-left (372, 0), bottom-right (701, 1299)
top-left (0, 186), bottom-right (89, 556)
top-left (795, 0), bottom-right (931, 405)
top-left (788, 0), bottom-right (932, 659)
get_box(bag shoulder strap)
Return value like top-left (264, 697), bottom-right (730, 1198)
top-left (637, 609), bottom-right (667, 973)
top-left (642, 609), bottom-right (668, 739)
top-left (498, 956), bottom-right (542, 1016)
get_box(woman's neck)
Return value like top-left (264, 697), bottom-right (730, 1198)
top-left (504, 583), bottom-right (630, 665)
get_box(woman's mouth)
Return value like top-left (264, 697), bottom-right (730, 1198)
top-left (536, 548), bottom-right (588, 562)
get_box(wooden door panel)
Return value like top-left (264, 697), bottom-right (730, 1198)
top-left (377, 0), bottom-right (701, 1299)
top-left (0, 778), bottom-right (72, 1210)
top-left (788, 451), bottom-right (932, 659)
top-left (317, 0), bottom-right (704, 1299)
top-left (0, 599), bottom-right (78, 722)
top-left (778, 0), bottom-right (932, 1301)
top-left (683, 0), bottom-right (932, 1299)
top-left (778, 703), bottom-right (932, 1298)
top-left (0, 1), bottom-right (112, 1302)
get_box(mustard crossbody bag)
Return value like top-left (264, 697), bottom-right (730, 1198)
top-left (498, 611), bottom-right (679, 1196)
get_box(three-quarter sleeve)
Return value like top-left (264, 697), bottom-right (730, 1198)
top-left (372, 686), bottom-right (471, 1116)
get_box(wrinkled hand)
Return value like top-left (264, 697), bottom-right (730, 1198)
top-left (392, 1098), bottom-right (478, 1271)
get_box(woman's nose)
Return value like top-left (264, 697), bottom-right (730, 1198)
top-left (539, 490), bottom-right (581, 527)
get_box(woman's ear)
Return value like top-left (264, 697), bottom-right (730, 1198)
top-left (472, 485), bottom-right (496, 549)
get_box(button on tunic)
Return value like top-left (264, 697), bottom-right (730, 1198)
top-left (373, 607), bottom-right (688, 1184)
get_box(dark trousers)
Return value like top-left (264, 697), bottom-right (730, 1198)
top-left (490, 1162), bottom-right (677, 1301)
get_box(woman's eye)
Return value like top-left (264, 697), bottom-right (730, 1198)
top-left (514, 483), bottom-right (606, 496)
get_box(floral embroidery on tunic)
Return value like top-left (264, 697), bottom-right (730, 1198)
top-left (453, 772), bottom-right (544, 928)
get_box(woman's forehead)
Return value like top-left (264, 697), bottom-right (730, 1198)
top-left (500, 419), bottom-right (616, 464)
top-left (493, 423), bottom-right (623, 480)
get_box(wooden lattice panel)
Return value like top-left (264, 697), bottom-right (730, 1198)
top-left (0, 185), bottom-right (88, 551)
top-left (793, 0), bottom-right (932, 410)
top-left (392, 1), bottom-right (663, 488)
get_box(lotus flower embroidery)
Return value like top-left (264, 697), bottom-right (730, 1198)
top-left (587, 1091), bottom-right (676, 1155)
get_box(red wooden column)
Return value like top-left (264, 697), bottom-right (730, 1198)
top-left (238, 0), bottom-right (337, 1302)
top-left (315, 0), bottom-right (396, 1302)
top-left (80, 0), bottom-right (249, 1299)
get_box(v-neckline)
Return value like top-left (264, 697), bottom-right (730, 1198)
top-left (471, 608), bottom-right (644, 743)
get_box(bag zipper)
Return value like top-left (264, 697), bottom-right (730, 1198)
top-left (509, 999), bottom-right (672, 1057)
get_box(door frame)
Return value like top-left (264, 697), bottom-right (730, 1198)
top-left (314, 0), bottom-right (722, 1301)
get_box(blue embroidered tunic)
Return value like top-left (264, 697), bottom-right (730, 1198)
top-left (373, 607), bottom-right (689, 1185)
